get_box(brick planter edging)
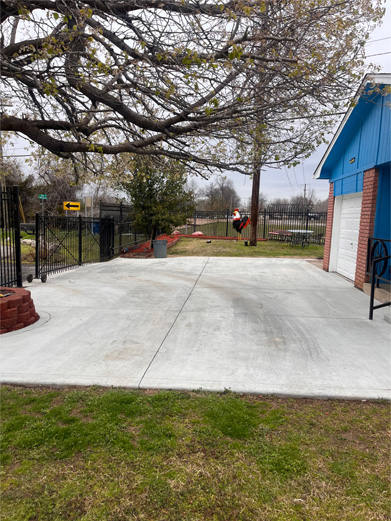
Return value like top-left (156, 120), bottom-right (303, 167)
top-left (0, 288), bottom-right (39, 334)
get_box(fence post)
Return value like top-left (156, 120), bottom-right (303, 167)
top-left (119, 202), bottom-right (123, 252)
top-left (193, 210), bottom-right (196, 233)
top-left (12, 186), bottom-right (22, 287)
top-left (78, 215), bottom-right (82, 266)
top-left (263, 209), bottom-right (266, 239)
top-left (226, 209), bottom-right (229, 237)
top-left (305, 210), bottom-right (309, 232)
top-left (35, 213), bottom-right (40, 279)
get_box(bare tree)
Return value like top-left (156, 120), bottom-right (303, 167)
top-left (312, 198), bottom-right (328, 213)
top-left (198, 177), bottom-right (241, 211)
top-left (269, 197), bottom-right (290, 206)
top-left (290, 189), bottom-right (317, 211)
top-left (0, 0), bottom-right (383, 180)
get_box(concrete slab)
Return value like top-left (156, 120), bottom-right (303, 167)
top-left (1, 257), bottom-right (390, 399)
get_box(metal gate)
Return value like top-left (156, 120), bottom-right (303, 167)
top-left (34, 215), bottom-right (115, 280)
top-left (0, 186), bottom-right (22, 287)
top-left (99, 201), bottom-right (146, 254)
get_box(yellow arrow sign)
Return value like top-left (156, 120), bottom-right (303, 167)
top-left (63, 201), bottom-right (81, 211)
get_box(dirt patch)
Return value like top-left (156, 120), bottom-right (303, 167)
top-left (306, 259), bottom-right (324, 269)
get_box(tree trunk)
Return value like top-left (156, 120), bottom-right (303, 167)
top-left (250, 167), bottom-right (261, 246)
top-left (150, 225), bottom-right (158, 249)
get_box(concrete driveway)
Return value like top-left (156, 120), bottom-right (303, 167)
top-left (1, 257), bottom-right (390, 399)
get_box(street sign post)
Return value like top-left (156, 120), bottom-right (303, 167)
top-left (38, 194), bottom-right (47, 216)
top-left (63, 201), bottom-right (81, 211)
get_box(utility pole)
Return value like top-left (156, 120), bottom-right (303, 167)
top-left (303, 183), bottom-right (307, 208)
top-left (249, 125), bottom-right (265, 246)
top-left (250, 166), bottom-right (261, 246)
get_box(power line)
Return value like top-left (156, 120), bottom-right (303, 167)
top-left (283, 166), bottom-right (295, 196)
top-left (367, 36), bottom-right (391, 44)
top-left (366, 51), bottom-right (391, 57)
top-left (292, 167), bottom-right (299, 188)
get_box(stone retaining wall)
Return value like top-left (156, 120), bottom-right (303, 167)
top-left (0, 288), bottom-right (39, 334)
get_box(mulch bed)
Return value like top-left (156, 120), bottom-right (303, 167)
top-left (120, 234), bottom-right (180, 258)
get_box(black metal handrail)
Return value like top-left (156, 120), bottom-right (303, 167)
top-left (366, 237), bottom-right (390, 277)
top-left (366, 238), bottom-right (391, 320)
top-left (369, 255), bottom-right (391, 320)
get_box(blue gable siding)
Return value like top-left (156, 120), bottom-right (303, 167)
top-left (378, 98), bottom-right (391, 166)
top-left (343, 128), bottom-right (361, 176)
top-left (334, 179), bottom-right (342, 196)
top-left (375, 165), bottom-right (391, 240)
top-left (374, 164), bottom-right (391, 281)
top-left (318, 84), bottom-right (391, 196)
top-left (358, 98), bottom-right (383, 169)
top-left (334, 172), bottom-right (363, 196)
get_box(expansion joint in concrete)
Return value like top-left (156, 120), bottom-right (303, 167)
top-left (137, 258), bottom-right (210, 388)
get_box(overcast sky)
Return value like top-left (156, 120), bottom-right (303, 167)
top-left (194, 0), bottom-right (391, 205)
top-left (4, 1), bottom-right (391, 205)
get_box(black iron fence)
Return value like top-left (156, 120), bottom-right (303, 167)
top-left (366, 237), bottom-right (391, 320)
top-left (33, 210), bottom-right (147, 281)
top-left (1, 197), bottom-right (147, 285)
top-left (176, 206), bottom-right (327, 242)
top-left (100, 201), bottom-right (147, 256)
top-left (34, 215), bottom-right (112, 281)
top-left (1, 186), bottom-right (22, 287)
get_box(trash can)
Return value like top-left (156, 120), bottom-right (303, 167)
top-left (153, 239), bottom-right (167, 258)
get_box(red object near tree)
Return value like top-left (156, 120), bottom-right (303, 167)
top-left (232, 209), bottom-right (250, 238)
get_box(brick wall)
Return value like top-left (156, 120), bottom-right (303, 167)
top-left (323, 182), bottom-right (335, 272)
top-left (354, 168), bottom-right (379, 289)
top-left (0, 288), bottom-right (39, 334)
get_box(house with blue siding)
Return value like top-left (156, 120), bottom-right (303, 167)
top-left (313, 73), bottom-right (390, 289)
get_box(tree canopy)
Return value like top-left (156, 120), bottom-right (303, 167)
top-left (0, 0), bottom-right (384, 177)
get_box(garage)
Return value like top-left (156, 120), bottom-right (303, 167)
top-left (330, 193), bottom-right (362, 281)
top-left (314, 74), bottom-right (391, 290)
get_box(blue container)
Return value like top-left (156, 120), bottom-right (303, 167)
top-left (92, 222), bottom-right (100, 234)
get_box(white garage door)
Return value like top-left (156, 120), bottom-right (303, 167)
top-left (336, 193), bottom-right (362, 280)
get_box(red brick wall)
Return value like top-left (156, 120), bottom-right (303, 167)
top-left (354, 168), bottom-right (379, 289)
top-left (0, 288), bottom-right (39, 334)
top-left (323, 182), bottom-right (335, 272)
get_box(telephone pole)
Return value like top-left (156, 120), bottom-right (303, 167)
top-left (250, 166), bottom-right (261, 246)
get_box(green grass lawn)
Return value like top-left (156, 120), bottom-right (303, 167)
top-left (1, 386), bottom-right (389, 521)
top-left (169, 238), bottom-right (324, 258)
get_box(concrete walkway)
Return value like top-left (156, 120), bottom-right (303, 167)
top-left (1, 257), bottom-right (390, 399)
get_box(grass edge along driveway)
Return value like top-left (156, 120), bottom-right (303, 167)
top-left (1, 385), bottom-right (389, 521)
top-left (168, 238), bottom-right (324, 258)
